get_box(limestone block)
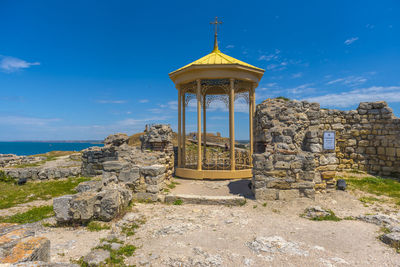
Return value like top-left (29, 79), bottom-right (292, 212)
top-left (266, 179), bottom-right (291, 189)
top-left (97, 188), bottom-right (132, 221)
top-left (278, 189), bottom-right (300, 200)
top-left (321, 171), bottom-right (336, 179)
top-left (366, 147), bottom-right (376, 155)
top-left (53, 195), bottom-right (74, 223)
top-left (118, 167), bottom-right (140, 184)
top-left (274, 161), bottom-right (290, 169)
top-left (0, 237), bottom-right (50, 264)
top-left (254, 188), bottom-right (278, 201)
top-left (145, 174), bottom-right (165, 185)
top-left (70, 192), bottom-right (98, 222)
top-left (75, 181), bottom-right (102, 193)
top-left (358, 140), bottom-right (369, 147)
top-left (386, 147), bottom-right (396, 157)
top-left (140, 165), bottom-right (166, 176)
top-left (309, 144), bottom-right (322, 153)
top-left (102, 161), bottom-right (128, 171)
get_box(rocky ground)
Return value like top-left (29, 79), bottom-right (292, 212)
top-left (21, 179), bottom-right (397, 267)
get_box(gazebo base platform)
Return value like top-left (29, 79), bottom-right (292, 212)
top-left (175, 167), bottom-right (252, 180)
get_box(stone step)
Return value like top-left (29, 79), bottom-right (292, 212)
top-left (164, 194), bottom-right (246, 206)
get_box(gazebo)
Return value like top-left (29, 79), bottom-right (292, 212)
top-left (169, 18), bottom-right (265, 179)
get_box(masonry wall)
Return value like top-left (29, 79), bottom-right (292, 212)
top-left (252, 99), bottom-right (400, 200)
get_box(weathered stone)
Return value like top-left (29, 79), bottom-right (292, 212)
top-left (278, 189), bottom-right (299, 200)
top-left (380, 232), bottom-right (400, 250)
top-left (83, 249), bottom-right (110, 266)
top-left (75, 181), bottom-right (102, 193)
top-left (102, 161), bottom-right (128, 171)
top-left (0, 237), bottom-right (50, 264)
top-left (321, 171), bottom-right (336, 179)
top-left (118, 167), bottom-right (140, 184)
top-left (357, 214), bottom-right (399, 226)
top-left (302, 206), bottom-right (331, 220)
top-left (140, 165), bottom-right (166, 176)
top-left (53, 195), bottom-right (74, 223)
top-left (97, 188), bottom-right (132, 221)
top-left (70, 192), bottom-right (98, 222)
top-left (104, 133), bottom-right (129, 147)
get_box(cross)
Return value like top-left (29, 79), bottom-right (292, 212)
top-left (210, 16), bottom-right (223, 37)
top-left (210, 17), bottom-right (222, 51)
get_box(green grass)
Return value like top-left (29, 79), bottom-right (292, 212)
top-left (87, 221), bottom-right (111, 232)
top-left (172, 199), bottom-right (183, 205)
top-left (0, 205), bottom-right (54, 224)
top-left (88, 239), bottom-right (137, 266)
top-left (275, 96), bottom-right (290, 101)
top-left (0, 176), bottom-right (90, 209)
top-left (121, 218), bottom-right (146, 236)
top-left (359, 196), bottom-right (383, 204)
top-left (262, 202), bottom-right (267, 207)
top-left (167, 180), bottom-right (180, 189)
top-left (0, 170), bottom-right (16, 183)
top-left (344, 176), bottom-right (400, 205)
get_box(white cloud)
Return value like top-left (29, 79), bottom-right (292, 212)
top-left (326, 76), bottom-right (367, 87)
top-left (292, 72), bottom-right (303, 78)
top-left (96, 100), bottom-right (127, 104)
top-left (0, 56), bottom-right (40, 72)
top-left (305, 86), bottom-right (400, 108)
top-left (258, 49), bottom-right (280, 61)
top-left (226, 45), bottom-right (234, 49)
top-left (0, 116), bottom-right (60, 126)
top-left (344, 37), bottom-right (359, 45)
top-left (139, 99), bottom-right (149, 103)
top-left (287, 83), bottom-right (314, 95)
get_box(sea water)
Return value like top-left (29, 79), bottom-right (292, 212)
top-left (0, 142), bottom-right (103, 156)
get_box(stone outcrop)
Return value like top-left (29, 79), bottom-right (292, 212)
top-left (54, 124), bottom-right (174, 223)
top-left (1, 167), bottom-right (81, 181)
top-left (0, 154), bottom-right (46, 168)
top-left (253, 99), bottom-right (400, 200)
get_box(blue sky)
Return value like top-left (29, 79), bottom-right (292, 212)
top-left (0, 0), bottom-right (399, 141)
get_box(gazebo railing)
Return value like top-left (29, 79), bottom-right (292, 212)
top-left (183, 148), bottom-right (251, 170)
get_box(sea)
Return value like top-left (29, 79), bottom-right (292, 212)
top-left (0, 142), bottom-right (104, 156)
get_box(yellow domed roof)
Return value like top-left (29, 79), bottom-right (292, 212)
top-left (169, 48), bottom-right (264, 75)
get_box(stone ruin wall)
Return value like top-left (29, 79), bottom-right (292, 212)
top-left (252, 98), bottom-right (400, 201)
top-left (81, 124), bottom-right (175, 200)
top-left (54, 124), bottom-right (175, 224)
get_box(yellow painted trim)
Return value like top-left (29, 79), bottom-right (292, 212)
top-left (175, 168), bottom-right (252, 180)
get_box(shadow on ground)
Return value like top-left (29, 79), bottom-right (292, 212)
top-left (227, 180), bottom-right (255, 199)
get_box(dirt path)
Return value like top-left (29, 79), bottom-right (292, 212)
top-left (121, 191), bottom-right (399, 266)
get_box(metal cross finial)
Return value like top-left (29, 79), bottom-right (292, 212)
top-left (210, 16), bottom-right (222, 52)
